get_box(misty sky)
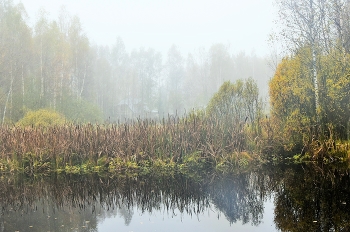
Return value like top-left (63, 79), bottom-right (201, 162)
top-left (16, 0), bottom-right (277, 56)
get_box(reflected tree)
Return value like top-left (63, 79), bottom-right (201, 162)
top-left (209, 172), bottom-right (266, 225)
top-left (273, 164), bottom-right (350, 231)
top-left (0, 170), bottom-right (271, 230)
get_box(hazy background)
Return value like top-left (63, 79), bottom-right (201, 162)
top-left (16, 0), bottom-right (276, 57)
top-left (0, 0), bottom-right (278, 123)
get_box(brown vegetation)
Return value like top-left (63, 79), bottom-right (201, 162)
top-left (0, 114), bottom-right (258, 174)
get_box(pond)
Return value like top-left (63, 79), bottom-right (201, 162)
top-left (1, 162), bottom-right (350, 232)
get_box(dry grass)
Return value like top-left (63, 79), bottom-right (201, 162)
top-left (0, 115), bottom-right (256, 174)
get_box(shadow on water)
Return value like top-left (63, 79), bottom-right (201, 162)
top-left (1, 162), bottom-right (350, 231)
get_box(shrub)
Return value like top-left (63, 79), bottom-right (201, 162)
top-left (16, 109), bottom-right (66, 127)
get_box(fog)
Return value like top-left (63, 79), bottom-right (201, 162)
top-left (1, 0), bottom-right (277, 123)
top-left (17, 0), bottom-right (276, 56)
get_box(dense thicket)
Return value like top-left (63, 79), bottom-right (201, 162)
top-left (271, 0), bottom-right (350, 155)
top-left (0, 1), bottom-right (271, 124)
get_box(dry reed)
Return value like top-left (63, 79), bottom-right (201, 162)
top-left (0, 115), bottom-right (255, 174)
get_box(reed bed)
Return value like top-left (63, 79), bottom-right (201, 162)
top-left (0, 115), bottom-right (257, 174)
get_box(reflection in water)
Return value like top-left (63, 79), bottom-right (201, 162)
top-left (210, 172), bottom-right (269, 226)
top-left (1, 163), bottom-right (349, 231)
top-left (272, 163), bottom-right (350, 231)
top-left (0, 171), bottom-right (270, 231)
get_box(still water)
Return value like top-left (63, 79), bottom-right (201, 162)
top-left (1, 163), bottom-right (350, 232)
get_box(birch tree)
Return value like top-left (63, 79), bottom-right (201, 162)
top-left (276, 0), bottom-right (328, 121)
top-left (277, 0), bottom-right (350, 131)
top-left (0, 1), bottom-right (31, 123)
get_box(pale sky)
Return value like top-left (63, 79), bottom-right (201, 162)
top-left (16, 0), bottom-right (277, 57)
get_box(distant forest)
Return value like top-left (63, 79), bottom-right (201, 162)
top-left (0, 1), bottom-right (272, 124)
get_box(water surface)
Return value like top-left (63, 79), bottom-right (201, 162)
top-left (1, 163), bottom-right (350, 231)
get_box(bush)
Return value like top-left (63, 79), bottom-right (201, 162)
top-left (16, 109), bottom-right (66, 127)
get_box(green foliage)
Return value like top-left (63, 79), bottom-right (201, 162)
top-left (206, 79), bottom-right (262, 151)
top-left (206, 78), bottom-right (262, 128)
top-left (183, 108), bottom-right (205, 124)
top-left (215, 152), bottom-right (254, 174)
top-left (57, 95), bottom-right (103, 123)
top-left (269, 53), bottom-right (323, 153)
top-left (318, 50), bottom-right (350, 139)
top-left (16, 109), bottom-right (66, 127)
top-left (269, 53), bottom-right (316, 122)
top-left (207, 80), bottom-right (243, 120)
top-left (180, 151), bottom-right (207, 174)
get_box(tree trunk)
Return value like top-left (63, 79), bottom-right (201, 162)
top-left (40, 38), bottom-right (44, 100)
top-left (312, 46), bottom-right (320, 122)
top-left (2, 71), bottom-right (14, 125)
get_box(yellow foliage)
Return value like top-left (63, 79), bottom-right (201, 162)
top-left (269, 54), bottom-right (315, 123)
top-left (269, 47), bottom-right (350, 151)
top-left (16, 109), bottom-right (66, 127)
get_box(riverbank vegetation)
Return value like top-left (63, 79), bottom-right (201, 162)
top-left (0, 69), bottom-right (348, 176)
top-left (269, 0), bottom-right (350, 161)
top-left (0, 78), bottom-right (264, 175)
top-left (269, 49), bottom-right (350, 161)
top-left (1, 1), bottom-right (350, 176)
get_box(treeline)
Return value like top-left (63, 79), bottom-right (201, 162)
top-left (269, 0), bottom-right (350, 156)
top-left (0, 1), bottom-right (271, 124)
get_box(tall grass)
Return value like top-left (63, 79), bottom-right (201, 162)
top-left (0, 114), bottom-right (259, 174)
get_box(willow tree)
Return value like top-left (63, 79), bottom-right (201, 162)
top-left (206, 78), bottom-right (262, 135)
top-left (269, 53), bottom-right (316, 151)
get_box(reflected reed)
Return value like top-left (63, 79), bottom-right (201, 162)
top-left (0, 170), bottom-right (268, 231)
